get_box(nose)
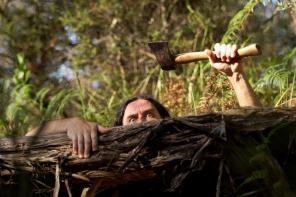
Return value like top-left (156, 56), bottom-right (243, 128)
top-left (137, 114), bottom-right (147, 123)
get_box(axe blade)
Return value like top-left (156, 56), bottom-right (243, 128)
top-left (148, 41), bottom-right (176, 70)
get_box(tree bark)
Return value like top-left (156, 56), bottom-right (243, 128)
top-left (0, 108), bottom-right (295, 196)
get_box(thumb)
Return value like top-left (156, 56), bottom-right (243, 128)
top-left (204, 49), bottom-right (217, 64)
top-left (231, 62), bottom-right (240, 73)
top-left (97, 125), bottom-right (111, 134)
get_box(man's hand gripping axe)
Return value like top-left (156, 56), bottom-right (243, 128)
top-left (148, 41), bottom-right (261, 70)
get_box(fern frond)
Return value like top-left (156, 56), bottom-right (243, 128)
top-left (221, 0), bottom-right (262, 43)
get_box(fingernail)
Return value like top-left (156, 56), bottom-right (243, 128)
top-left (85, 154), bottom-right (89, 158)
top-left (79, 154), bottom-right (83, 158)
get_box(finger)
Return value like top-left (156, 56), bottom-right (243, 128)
top-left (220, 44), bottom-right (226, 62)
top-left (91, 126), bottom-right (99, 151)
top-left (98, 126), bottom-right (110, 134)
top-left (214, 43), bottom-right (221, 59)
top-left (231, 44), bottom-right (238, 58)
top-left (84, 132), bottom-right (91, 158)
top-left (204, 49), bottom-right (217, 64)
top-left (226, 44), bottom-right (232, 62)
top-left (72, 135), bottom-right (78, 155)
top-left (78, 134), bottom-right (84, 158)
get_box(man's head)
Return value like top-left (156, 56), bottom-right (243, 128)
top-left (114, 95), bottom-right (170, 126)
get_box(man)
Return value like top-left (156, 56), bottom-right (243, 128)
top-left (26, 43), bottom-right (261, 158)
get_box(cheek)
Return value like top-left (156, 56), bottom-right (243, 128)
top-left (147, 117), bottom-right (157, 121)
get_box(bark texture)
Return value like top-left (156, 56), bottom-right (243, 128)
top-left (0, 108), bottom-right (296, 197)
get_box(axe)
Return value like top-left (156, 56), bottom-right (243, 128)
top-left (148, 41), bottom-right (261, 70)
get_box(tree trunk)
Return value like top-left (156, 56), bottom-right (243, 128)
top-left (0, 108), bottom-right (295, 197)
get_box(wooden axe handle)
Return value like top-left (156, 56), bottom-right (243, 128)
top-left (175, 44), bottom-right (261, 64)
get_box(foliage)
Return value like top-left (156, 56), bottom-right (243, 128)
top-left (0, 0), bottom-right (295, 135)
top-left (0, 54), bottom-right (77, 136)
top-left (0, 1), bottom-right (295, 196)
top-left (255, 47), bottom-right (296, 106)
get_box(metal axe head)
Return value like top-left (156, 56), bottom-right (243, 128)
top-left (148, 41), bottom-right (176, 70)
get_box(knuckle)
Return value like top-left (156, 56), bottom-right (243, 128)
top-left (83, 128), bottom-right (90, 135)
top-left (71, 133), bottom-right (77, 140)
top-left (84, 136), bottom-right (91, 144)
top-left (214, 43), bottom-right (220, 50)
top-left (91, 124), bottom-right (97, 131)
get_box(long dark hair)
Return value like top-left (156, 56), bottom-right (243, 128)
top-left (114, 95), bottom-right (170, 126)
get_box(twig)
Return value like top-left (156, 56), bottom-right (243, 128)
top-left (190, 138), bottom-right (212, 168)
top-left (65, 179), bottom-right (73, 197)
top-left (34, 179), bottom-right (51, 189)
top-left (216, 159), bottom-right (224, 197)
top-left (224, 164), bottom-right (236, 194)
top-left (70, 173), bottom-right (90, 182)
top-left (53, 163), bottom-right (60, 197)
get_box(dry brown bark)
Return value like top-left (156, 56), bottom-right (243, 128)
top-left (0, 108), bottom-right (296, 196)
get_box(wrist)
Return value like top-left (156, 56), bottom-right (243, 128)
top-left (227, 71), bottom-right (246, 85)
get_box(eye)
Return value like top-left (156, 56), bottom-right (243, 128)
top-left (146, 113), bottom-right (154, 119)
top-left (128, 118), bottom-right (136, 124)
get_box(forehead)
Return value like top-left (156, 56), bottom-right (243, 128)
top-left (125, 99), bottom-right (157, 114)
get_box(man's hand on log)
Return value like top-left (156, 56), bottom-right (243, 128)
top-left (66, 117), bottom-right (109, 158)
top-left (26, 117), bottom-right (110, 159)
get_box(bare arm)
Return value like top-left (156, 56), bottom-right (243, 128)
top-left (26, 117), bottom-right (110, 158)
top-left (205, 43), bottom-right (262, 107)
top-left (227, 72), bottom-right (262, 107)
top-left (26, 118), bottom-right (72, 136)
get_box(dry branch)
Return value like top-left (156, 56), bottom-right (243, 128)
top-left (0, 108), bottom-right (296, 196)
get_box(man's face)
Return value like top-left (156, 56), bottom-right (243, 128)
top-left (122, 99), bottom-right (162, 126)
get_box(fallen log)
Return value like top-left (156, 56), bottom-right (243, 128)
top-left (0, 108), bottom-right (296, 197)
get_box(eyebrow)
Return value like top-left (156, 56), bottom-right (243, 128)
top-left (126, 114), bottom-right (137, 120)
top-left (126, 109), bottom-right (158, 119)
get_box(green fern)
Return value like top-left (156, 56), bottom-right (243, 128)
top-left (255, 47), bottom-right (296, 106)
top-left (1, 54), bottom-right (33, 136)
top-left (221, 0), bottom-right (263, 43)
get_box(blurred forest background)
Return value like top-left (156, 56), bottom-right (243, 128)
top-left (0, 0), bottom-right (295, 137)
